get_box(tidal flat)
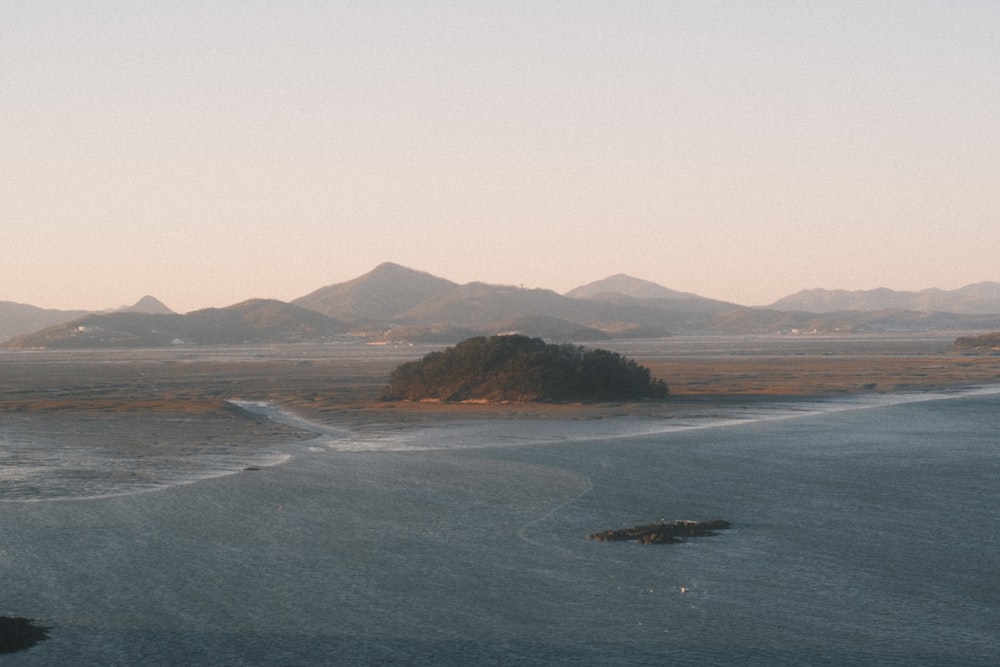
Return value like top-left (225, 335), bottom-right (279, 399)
top-left (3, 334), bottom-right (1000, 428)
top-left (2, 334), bottom-right (999, 664)
top-left (1, 334), bottom-right (998, 494)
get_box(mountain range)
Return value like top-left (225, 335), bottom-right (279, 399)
top-left (3, 263), bottom-right (1000, 348)
top-left (2, 299), bottom-right (347, 348)
top-left (767, 284), bottom-right (1000, 314)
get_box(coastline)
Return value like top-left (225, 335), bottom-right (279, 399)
top-left (6, 340), bottom-right (997, 501)
top-left (2, 340), bottom-right (999, 428)
top-left (3, 343), bottom-right (999, 664)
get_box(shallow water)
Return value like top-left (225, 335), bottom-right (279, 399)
top-left (0, 413), bottom-right (295, 502)
top-left (2, 390), bottom-right (998, 665)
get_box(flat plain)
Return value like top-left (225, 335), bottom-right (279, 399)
top-left (2, 335), bottom-right (999, 438)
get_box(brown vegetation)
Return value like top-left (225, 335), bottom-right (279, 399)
top-left (1, 339), bottom-right (999, 427)
top-left (642, 355), bottom-right (1000, 396)
top-left (954, 331), bottom-right (1000, 350)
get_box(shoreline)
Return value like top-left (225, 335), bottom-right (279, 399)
top-left (1, 340), bottom-right (998, 428)
top-left (281, 384), bottom-right (1000, 441)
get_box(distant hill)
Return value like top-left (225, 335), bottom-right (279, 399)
top-left (293, 262), bottom-right (458, 324)
top-left (383, 334), bottom-right (668, 402)
top-left (391, 282), bottom-right (736, 338)
top-left (565, 275), bottom-right (740, 315)
top-left (482, 315), bottom-right (611, 341)
top-left (565, 274), bottom-right (702, 301)
top-left (115, 295), bottom-right (175, 315)
top-left (578, 291), bottom-right (740, 317)
top-left (9, 266), bottom-right (1000, 347)
top-left (293, 270), bottom-right (689, 340)
top-left (0, 296), bottom-right (171, 344)
top-left (0, 301), bottom-right (89, 343)
top-left (369, 315), bottom-right (609, 345)
top-left (397, 282), bottom-right (598, 327)
top-left (2, 299), bottom-right (348, 348)
top-left (768, 283), bottom-right (1000, 315)
top-left (290, 265), bottom-right (1000, 341)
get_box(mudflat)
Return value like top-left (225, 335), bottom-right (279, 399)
top-left (1, 335), bottom-right (998, 433)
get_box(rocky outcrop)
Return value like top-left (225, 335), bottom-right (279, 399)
top-left (589, 519), bottom-right (731, 544)
top-left (0, 616), bottom-right (50, 654)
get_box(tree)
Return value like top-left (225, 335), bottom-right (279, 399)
top-left (383, 335), bottom-right (667, 402)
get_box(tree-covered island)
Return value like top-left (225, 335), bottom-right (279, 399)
top-left (383, 334), bottom-right (668, 403)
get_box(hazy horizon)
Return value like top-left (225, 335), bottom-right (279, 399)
top-left (4, 3), bottom-right (999, 312)
top-left (8, 260), bottom-right (1000, 316)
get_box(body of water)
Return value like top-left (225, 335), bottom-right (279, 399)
top-left (1, 390), bottom-right (998, 665)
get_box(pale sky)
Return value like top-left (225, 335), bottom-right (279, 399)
top-left (3, 2), bottom-right (998, 313)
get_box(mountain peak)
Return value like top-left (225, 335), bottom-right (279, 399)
top-left (118, 295), bottom-right (174, 315)
top-left (362, 262), bottom-right (453, 283)
top-left (293, 264), bottom-right (458, 323)
top-left (565, 275), bottom-right (697, 300)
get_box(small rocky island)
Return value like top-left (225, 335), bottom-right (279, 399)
top-left (590, 519), bottom-right (731, 544)
top-left (0, 616), bottom-right (50, 654)
top-left (383, 334), bottom-right (668, 403)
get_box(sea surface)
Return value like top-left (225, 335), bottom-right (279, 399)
top-left (1, 387), bottom-right (998, 664)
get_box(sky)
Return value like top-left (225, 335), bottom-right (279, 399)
top-left (3, 2), bottom-right (999, 313)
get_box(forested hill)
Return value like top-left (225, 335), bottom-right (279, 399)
top-left (383, 335), bottom-right (668, 403)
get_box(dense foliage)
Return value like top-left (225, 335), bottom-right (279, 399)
top-left (383, 335), bottom-right (668, 402)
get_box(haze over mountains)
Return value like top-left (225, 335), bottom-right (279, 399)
top-left (565, 274), bottom-right (708, 301)
top-left (0, 295), bottom-right (174, 342)
top-left (768, 284), bottom-right (1000, 315)
top-left (115, 295), bottom-right (175, 315)
top-left (4, 263), bottom-right (1000, 348)
top-left (2, 300), bottom-right (348, 348)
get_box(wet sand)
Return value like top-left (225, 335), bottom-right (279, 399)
top-left (1, 336), bottom-right (998, 437)
top-left (2, 336), bottom-right (997, 662)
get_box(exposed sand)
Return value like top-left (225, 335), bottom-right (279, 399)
top-left (1, 337), bottom-right (998, 438)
